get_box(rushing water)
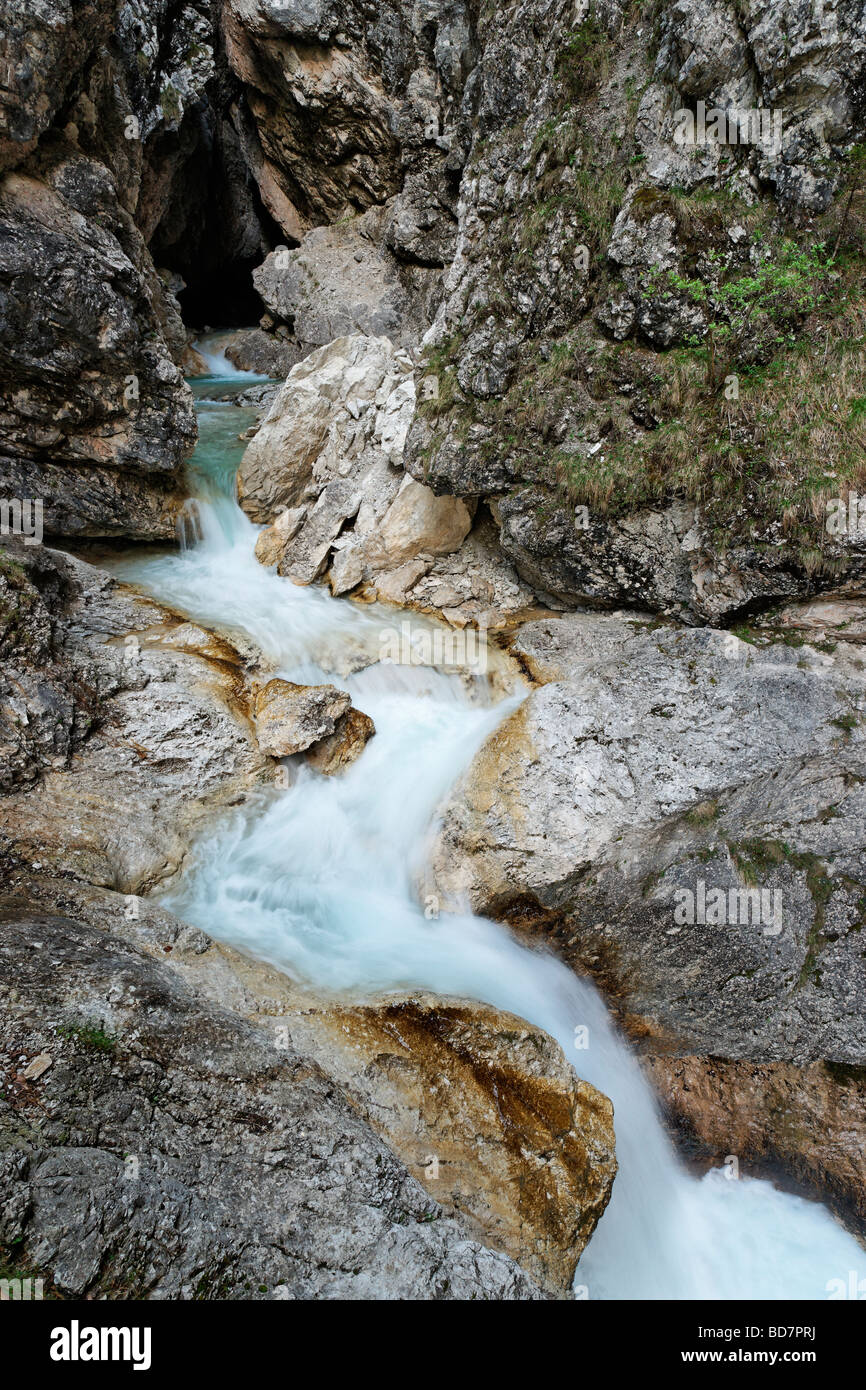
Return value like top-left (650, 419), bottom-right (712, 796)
top-left (109, 354), bottom-right (865, 1299)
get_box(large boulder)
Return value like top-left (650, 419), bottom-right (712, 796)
top-left (239, 334), bottom-right (474, 593)
top-left (430, 613), bottom-right (865, 916)
top-left (284, 993), bottom-right (616, 1295)
top-left (253, 206), bottom-right (437, 359)
top-left (0, 547), bottom-right (272, 894)
top-left (253, 677), bottom-right (375, 772)
top-left (428, 606), bottom-right (866, 1224)
top-left (0, 907), bottom-right (552, 1299)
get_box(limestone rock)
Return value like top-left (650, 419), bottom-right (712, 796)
top-left (431, 614), bottom-right (866, 920)
top-left (238, 334), bottom-right (415, 522)
top-left (239, 334), bottom-right (477, 601)
top-left (306, 706), bottom-right (376, 776)
top-left (428, 605), bottom-right (866, 1228)
top-left (0, 0), bottom-right (114, 173)
top-left (0, 543), bottom-right (84, 794)
top-left (223, 0), bottom-right (473, 234)
top-left (254, 507), bottom-right (307, 567)
top-left (224, 328), bottom-right (303, 380)
top-left (253, 679), bottom-right (352, 757)
top-left (645, 1056), bottom-right (866, 1238)
top-left (493, 490), bottom-right (846, 626)
top-left (0, 161), bottom-right (196, 539)
top-left (0, 547), bottom-right (272, 894)
top-left (371, 476), bottom-right (473, 569)
top-left (253, 207), bottom-right (437, 359)
top-left (0, 906), bottom-right (546, 1300)
top-left (284, 993), bottom-right (616, 1295)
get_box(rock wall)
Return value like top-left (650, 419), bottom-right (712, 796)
top-left (427, 604), bottom-right (866, 1224)
top-left (5, 0), bottom-right (863, 577)
top-left (402, 0), bottom-right (866, 621)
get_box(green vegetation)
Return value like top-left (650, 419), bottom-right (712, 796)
top-left (160, 83), bottom-right (182, 124)
top-left (555, 10), bottom-right (613, 103)
top-left (59, 1023), bottom-right (117, 1053)
top-left (665, 237), bottom-right (837, 388)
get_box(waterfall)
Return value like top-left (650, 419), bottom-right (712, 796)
top-left (108, 370), bottom-right (865, 1300)
top-left (191, 333), bottom-right (270, 382)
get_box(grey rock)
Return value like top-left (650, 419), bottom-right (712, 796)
top-left (0, 908), bottom-right (546, 1299)
top-left (0, 156), bottom-right (196, 539)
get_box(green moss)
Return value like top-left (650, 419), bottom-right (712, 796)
top-left (160, 84), bottom-right (182, 124)
top-left (59, 1023), bottom-right (116, 1053)
top-left (831, 713), bottom-right (858, 732)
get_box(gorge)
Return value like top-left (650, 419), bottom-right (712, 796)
top-left (2, 0), bottom-right (866, 1305)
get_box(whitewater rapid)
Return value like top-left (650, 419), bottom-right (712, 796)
top-left (109, 355), bottom-right (865, 1299)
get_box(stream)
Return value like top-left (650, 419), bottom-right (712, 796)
top-left (108, 351), bottom-right (865, 1300)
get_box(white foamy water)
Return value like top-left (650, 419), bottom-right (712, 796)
top-left (109, 380), bottom-right (864, 1299)
top-left (191, 333), bottom-right (270, 381)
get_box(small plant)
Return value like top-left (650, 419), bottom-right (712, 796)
top-left (59, 1023), bottom-right (116, 1053)
top-left (831, 713), bottom-right (858, 732)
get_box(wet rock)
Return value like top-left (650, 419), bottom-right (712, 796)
top-left (305, 706), bottom-right (376, 775)
top-left (284, 993), bottom-right (616, 1294)
top-left (223, 328), bottom-right (302, 379)
top-left (428, 606), bottom-right (866, 1224)
top-left (254, 506), bottom-right (307, 566)
top-left (0, 907), bottom-right (548, 1300)
top-left (645, 1055), bottom-right (866, 1238)
top-left (253, 678), bottom-right (353, 757)
top-left (0, 549), bottom-right (272, 894)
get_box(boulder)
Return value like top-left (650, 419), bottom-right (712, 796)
top-left (283, 993), bottom-right (616, 1295)
top-left (431, 613), bottom-right (866, 915)
top-left (306, 706), bottom-right (376, 776)
top-left (0, 906), bottom-right (549, 1300)
top-left (253, 679), bottom-right (353, 757)
top-left (240, 334), bottom-right (475, 599)
top-left (0, 546), bottom-right (272, 894)
top-left (253, 207), bottom-right (436, 359)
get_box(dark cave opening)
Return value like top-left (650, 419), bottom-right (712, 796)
top-left (177, 257), bottom-right (267, 329)
top-left (144, 95), bottom-right (287, 333)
